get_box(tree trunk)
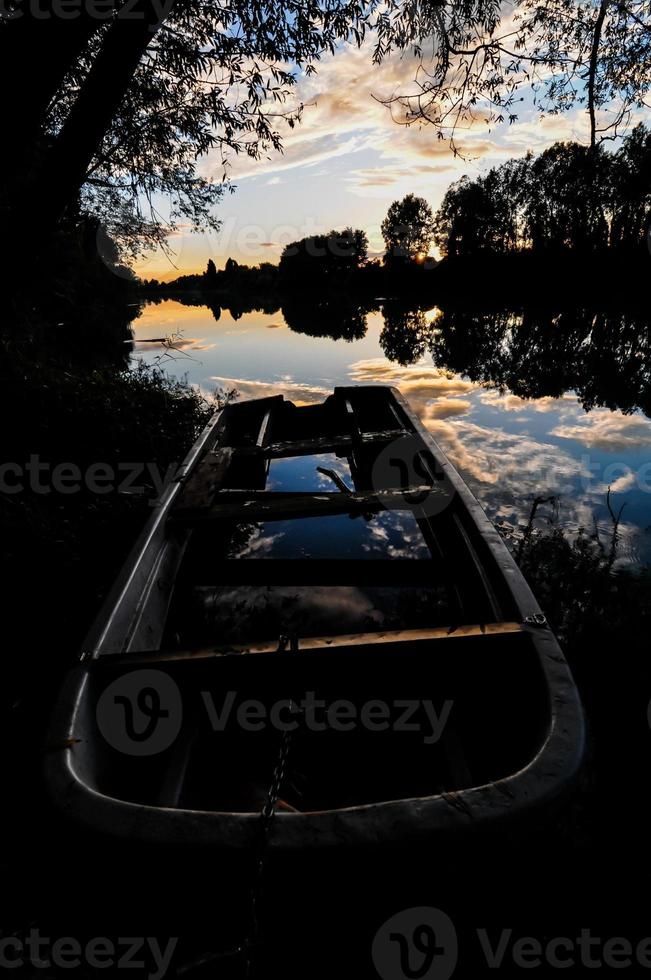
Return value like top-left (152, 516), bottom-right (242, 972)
top-left (2, 0), bottom-right (174, 290)
top-left (588, 0), bottom-right (609, 149)
top-left (0, 7), bottom-right (116, 182)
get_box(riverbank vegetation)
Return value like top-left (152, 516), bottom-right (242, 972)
top-left (515, 496), bottom-right (651, 656)
top-left (515, 498), bottom-right (651, 844)
top-left (1, 352), bottom-right (220, 702)
top-left (0, 344), bottom-right (226, 894)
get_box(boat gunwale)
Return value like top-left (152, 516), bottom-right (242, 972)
top-left (79, 404), bottom-right (226, 657)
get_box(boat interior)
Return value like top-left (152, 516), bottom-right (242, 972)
top-left (83, 387), bottom-right (551, 816)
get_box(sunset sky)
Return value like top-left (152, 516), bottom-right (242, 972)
top-left (134, 37), bottom-right (602, 280)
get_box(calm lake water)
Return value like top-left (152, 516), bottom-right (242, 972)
top-left (129, 299), bottom-right (651, 568)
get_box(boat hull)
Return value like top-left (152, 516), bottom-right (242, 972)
top-left (47, 386), bottom-right (584, 850)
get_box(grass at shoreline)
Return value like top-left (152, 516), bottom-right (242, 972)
top-left (515, 505), bottom-right (651, 847)
top-left (1, 357), bottom-right (222, 699)
top-left (516, 498), bottom-right (651, 655)
top-left (0, 352), bottom-right (229, 884)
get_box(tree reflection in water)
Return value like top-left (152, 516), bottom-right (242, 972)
top-left (280, 295), bottom-right (651, 418)
top-left (430, 308), bottom-right (651, 417)
top-left (378, 304), bottom-right (435, 365)
top-left (151, 291), bottom-right (651, 418)
top-left (281, 295), bottom-right (368, 341)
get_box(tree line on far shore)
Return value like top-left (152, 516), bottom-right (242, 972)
top-left (435, 125), bottom-right (651, 258)
top-left (141, 194), bottom-right (439, 294)
top-left (142, 126), bottom-right (651, 296)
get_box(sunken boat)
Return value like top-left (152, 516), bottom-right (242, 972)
top-left (47, 386), bottom-right (584, 850)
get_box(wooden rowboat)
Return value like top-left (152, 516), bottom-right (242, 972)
top-left (47, 386), bottom-right (584, 850)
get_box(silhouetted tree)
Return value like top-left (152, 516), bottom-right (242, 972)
top-left (381, 194), bottom-right (435, 264)
top-left (433, 134), bottom-right (651, 257)
top-left (279, 228), bottom-right (368, 285)
top-left (524, 143), bottom-right (609, 251)
top-left (3, 0), bottom-right (481, 272)
top-left (6, 0), bottom-right (651, 272)
top-left (608, 124), bottom-right (651, 249)
top-left (143, 259), bottom-right (281, 305)
top-left (205, 259), bottom-right (218, 286)
top-left (333, 228), bottom-right (369, 266)
top-left (435, 158), bottom-right (529, 258)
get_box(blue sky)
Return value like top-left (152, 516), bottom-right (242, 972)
top-left (134, 36), bottom-right (608, 280)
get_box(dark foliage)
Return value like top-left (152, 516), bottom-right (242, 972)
top-left (379, 304), bottom-right (435, 364)
top-left (435, 127), bottom-right (651, 258)
top-left (279, 228), bottom-right (369, 286)
top-left (1, 357), bottom-right (219, 680)
top-left (381, 194), bottom-right (436, 263)
top-left (0, 0), bottom-right (409, 265)
top-left (513, 501), bottom-right (651, 853)
top-left (7, 210), bottom-right (139, 353)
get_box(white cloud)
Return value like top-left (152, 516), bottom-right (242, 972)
top-left (605, 470), bottom-right (637, 493)
top-left (428, 417), bottom-right (587, 491)
top-left (479, 389), bottom-right (578, 414)
top-left (209, 375), bottom-right (329, 405)
top-left (216, 39), bottom-right (536, 192)
top-left (346, 357), bottom-right (587, 518)
top-left (551, 411), bottom-right (651, 451)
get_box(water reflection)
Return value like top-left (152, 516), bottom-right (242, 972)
top-left (136, 293), bottom-right (651, 417)
top-left (379, 305), bottom-right (435, 365)
top-left (143, 291), bottom-right (279, 323)
top-left (182, 584), bottom-right (450, 645)
top-left (281, 295), bottom-right (368, 341)
top-left (229, 512), bottom-right (432, 561)
top-left (267, 453), bottom-right (352, 491)
top-left (129, 297), bottom-right (651, 567)
top-left (431, 308), bottom-right (651, 416)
